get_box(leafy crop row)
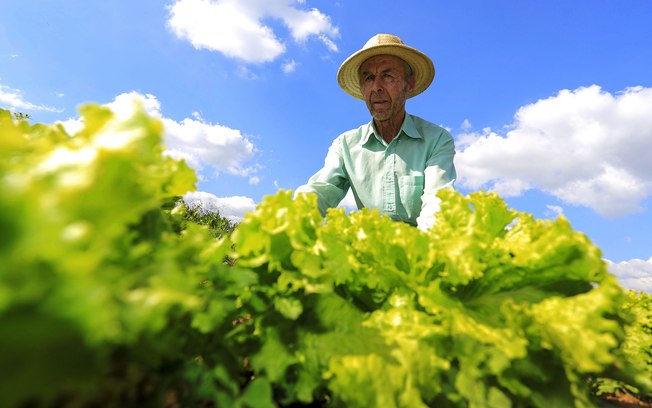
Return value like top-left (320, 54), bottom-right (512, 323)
top-left (0, 106), bottom-right (650, 407)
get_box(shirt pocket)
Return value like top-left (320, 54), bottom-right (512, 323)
top-left (399, 174), bottom-right (424, 221)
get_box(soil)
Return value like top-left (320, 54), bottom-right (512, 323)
top-left (599, 392), bottom-right (652, 407)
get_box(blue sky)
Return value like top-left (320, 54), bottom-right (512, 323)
top-left (1, 0), bottom-right (651, 291)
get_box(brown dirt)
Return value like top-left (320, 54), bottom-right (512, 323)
top-left (599, 392), bottom-right (652, 407)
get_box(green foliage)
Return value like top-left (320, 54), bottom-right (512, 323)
top-left (178, 200), bottom-right (236, 239)
top-left (1, 105), bottom-right (650, 407)
top-left (0, 106), bottom-right (249, 407)
top-left (233, 190), bottom-right (650, 407)
top-left (592, 290), bottom-right (652, 401)
top-left (11, 111), bottom-right (31, 121)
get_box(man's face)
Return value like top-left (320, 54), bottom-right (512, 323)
top-left (359, 54), bottom-right (415, 123)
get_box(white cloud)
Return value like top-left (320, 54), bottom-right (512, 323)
top-left (282, 59), bottom-right (298, 74)
top-left (606, 257), bottom-right (652, 294)
top-left (318, 34), bottom-right (338, 53)
top-left (106, 91), bottom-right (163, 119)
top-left (545, 204), bottom-right (564, 218)
top-left (0, 83), bottom-right (61, 112)
top-left (456, 85), bottom-right (652, 217)
top-left (460, 119), bottom-right (472, 131)
top-left (163, 116), bottom-right (257, 177)
top-left (58, 117), bottom-right (85, 135)
top-left (337, 188), bottom-right (357, 211)
top-left (183, 191), bottom-right (257, 222)
top-left (237, 66), bottom-right (261, 80)
top-left (166, 0), bottom-right (339, 63)
top-left (59, 91), bottom-right (259, 179)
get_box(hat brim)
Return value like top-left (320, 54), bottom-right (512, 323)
top-left (337, 43), bottom-right (435, 100)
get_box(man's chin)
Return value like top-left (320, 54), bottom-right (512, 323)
top-left (372, 113), bottom-right (392, 122)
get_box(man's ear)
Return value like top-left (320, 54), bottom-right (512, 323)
top-left (406, 75), bottom-right (416, 93)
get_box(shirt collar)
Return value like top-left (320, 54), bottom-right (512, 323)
top-left (362, 113), bottom-right (422, 146)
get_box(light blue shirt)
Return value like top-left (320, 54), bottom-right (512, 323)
top-left (296, 113), bottom-right (456, 230)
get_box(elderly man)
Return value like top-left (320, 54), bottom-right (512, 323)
top-left (296, 33), bottom-right (456, 231)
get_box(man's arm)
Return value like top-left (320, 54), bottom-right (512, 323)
top-left (416, 133), bottom-right (456, 231)
top-left (295, 137), bottom-right (351, 215)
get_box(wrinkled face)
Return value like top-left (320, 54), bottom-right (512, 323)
top-left (359, 54), bottom-right (415, 123)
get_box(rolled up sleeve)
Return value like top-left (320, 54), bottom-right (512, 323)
top-left (294, 137), bottom-right (351, 215)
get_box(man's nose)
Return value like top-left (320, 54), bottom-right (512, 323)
top-left (372, 76), bottom-right (384, 92)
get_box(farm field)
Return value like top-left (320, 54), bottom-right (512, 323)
top-left (1, 107), bottom-right (650, 407)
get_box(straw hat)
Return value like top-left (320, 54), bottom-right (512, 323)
top-left (337, 33), bottom-right (435, 100)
